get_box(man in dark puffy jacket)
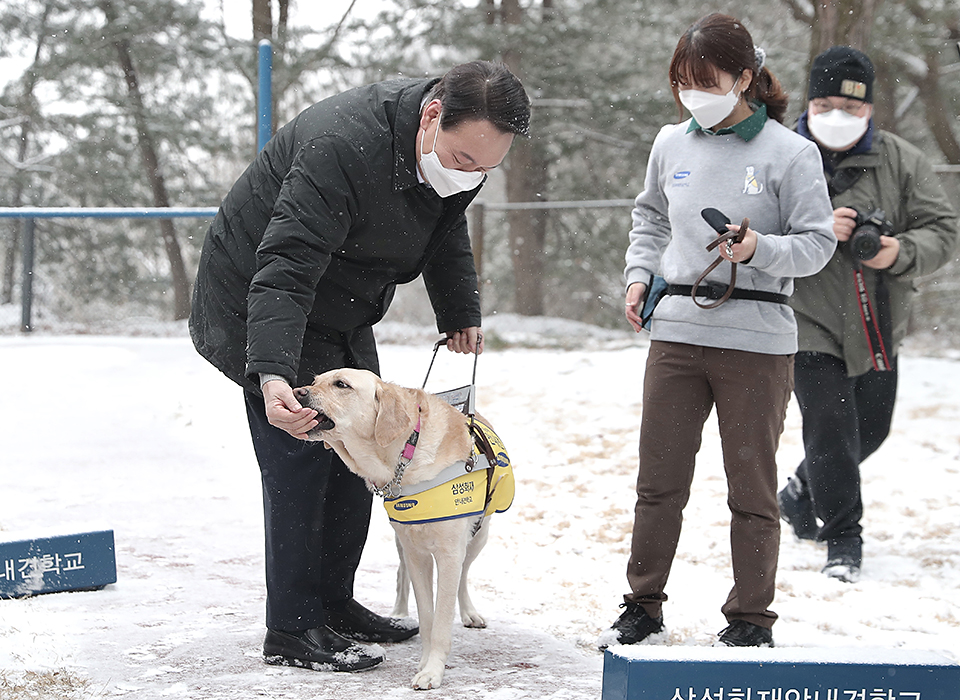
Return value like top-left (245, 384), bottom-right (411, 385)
top-left (189, 61), bottom-right (530, 672)
top-left (779, 47), bottom-right (958, 584)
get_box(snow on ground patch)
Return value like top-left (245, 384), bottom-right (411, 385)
top-left (1, 332), bottom-right (958, 699)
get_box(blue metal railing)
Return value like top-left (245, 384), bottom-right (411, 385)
top-left (0, 39), bottom-right (274, 332)
top-left (0, 207), bottom-right (219, 332)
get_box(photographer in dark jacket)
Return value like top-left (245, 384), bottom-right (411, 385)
top-left (779, 47), bottom-right (958, 583)
top-left (189, 61), bottom-right (530, 672)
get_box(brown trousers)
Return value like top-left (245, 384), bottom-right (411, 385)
top-left (625, 341), bottom-right (793, 629)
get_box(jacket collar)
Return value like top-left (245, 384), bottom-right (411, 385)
top-left (393, 78), bottom-right (440, 192)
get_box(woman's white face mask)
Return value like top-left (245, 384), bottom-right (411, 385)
top-left (679, 83), bottom-right (741, 129)
top-left (807, 109), bottom-right (870, 151)
top-left (419, 114), bottom-right (485, 197)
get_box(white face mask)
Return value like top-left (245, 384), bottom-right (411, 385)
top-left (679, 83), bottom-right (741, 129)
top-left (419, 114), bottom-right (485, 197)
top-left (807, 109), bottom-right (869, 151)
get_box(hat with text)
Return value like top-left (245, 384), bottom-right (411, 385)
top-left (809, 46), bottom-right (874, 103)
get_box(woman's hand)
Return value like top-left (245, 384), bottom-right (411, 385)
top-left (721, 223), bottom-right (757, 263)
top-left (625, 282), bottom-right (647, 333)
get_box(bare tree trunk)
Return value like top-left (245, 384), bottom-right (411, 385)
top-left (901, 1), bottom-right (960, 164)
top-left (500, 0), bottom-right (549, 316)
top-left (2, 1), bottom-right (53, 304)
top-left (100, 0), bottom-right (191, 320)
top-left (809, 0), bottom-right (881, 56)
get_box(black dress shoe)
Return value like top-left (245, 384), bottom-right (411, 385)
top-left (263, 626), bottom-right (384, 672)
top-left (717, 620), bottom-right (774, 647)
top-left (324, 598), bottom-right (419, 643)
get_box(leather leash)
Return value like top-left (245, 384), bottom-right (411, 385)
top-left (691, 216), bottom-right (750, 309)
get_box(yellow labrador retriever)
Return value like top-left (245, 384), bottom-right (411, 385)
top-left (295, 368), bottom-right (513, 690)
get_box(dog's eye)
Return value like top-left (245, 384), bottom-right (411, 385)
top-left (334, 380), bottom-right (351, 390)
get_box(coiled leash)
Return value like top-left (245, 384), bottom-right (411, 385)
top-left (689, 208), bottom-right (749, 309)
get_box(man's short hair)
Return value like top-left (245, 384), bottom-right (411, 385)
top-left (809, 46), bottom-right (874, 104)
top-left (427, 61), bottom-right (531, 137)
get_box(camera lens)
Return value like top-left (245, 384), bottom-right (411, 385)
top-left (851, 225), bottom-right (882, 261)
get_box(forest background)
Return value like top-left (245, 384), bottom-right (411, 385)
top-left (1, 0), bottom-right (958, 340)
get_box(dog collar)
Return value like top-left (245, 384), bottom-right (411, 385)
top-left (400, 411), bottom-right (421, 464)
top-left (371, 406), bottom-right (421, 500)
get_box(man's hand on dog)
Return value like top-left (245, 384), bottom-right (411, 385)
top-left (263, 380), bottom-right (319, 439)
top-left (445, 326), bottom-right (484, 354)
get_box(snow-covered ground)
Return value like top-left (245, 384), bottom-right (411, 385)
top-left (1, 318), bottom-right (959, 699)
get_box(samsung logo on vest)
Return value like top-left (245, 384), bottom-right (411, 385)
top-left (673, 171), bottom-right (691, 180)
top-left (394, 500), bottom-right (419, 511)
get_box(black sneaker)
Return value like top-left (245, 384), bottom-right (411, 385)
top-left (778, 477), bottom-right (818, 541)
top-left (263, 626), bottom-right (384, 672)
top-left (823, 538), bottom-right (862, 583)
top-left (324, 598), bottom-right (418, 643)
top-left (597, 603), bottom-right (664, 649)
top-left (717, 620), bottom-right (774, 647)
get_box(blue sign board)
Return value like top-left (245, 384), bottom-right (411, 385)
top-left (0, 530), bottom-right (117, 598)
top-left (603, 647), bottom-right (960, 700)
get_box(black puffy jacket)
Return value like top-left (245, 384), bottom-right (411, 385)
top-left (190, 78), bottom-right (483, 393)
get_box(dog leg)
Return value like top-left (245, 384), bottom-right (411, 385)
top-left (410, 526), bottom-right (469, 690)
top-left (400, 542), bottom-right (436, 675)
top-left (391, 533), bottom-right (411, 618)
top-left (458, 518), bottom-right (489, 628)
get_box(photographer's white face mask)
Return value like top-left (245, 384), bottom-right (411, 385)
top-left (808, 109), bottom-right (869, 150)
top-left (679, 84), bottom-right (741, 129)
top-left (419, 114), bottom-right (485, 197)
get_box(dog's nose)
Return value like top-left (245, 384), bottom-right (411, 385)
top-left (294, 387), bottom-right (310, 401)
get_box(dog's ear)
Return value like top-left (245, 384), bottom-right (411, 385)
top-left (374, 382), bottom-right (415, 447)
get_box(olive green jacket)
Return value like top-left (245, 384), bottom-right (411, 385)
top-left (791, 128), bottom-right (958, 376)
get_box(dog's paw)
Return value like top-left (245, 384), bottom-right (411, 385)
top-left (411, 665), bottom-right (444, 690)
top-left (461, 610), bottom-right (486, 628)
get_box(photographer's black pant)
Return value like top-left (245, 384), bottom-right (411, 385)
top-left (244, 390), bottom-right (373, 633)
top-left (793, 351), bottom-right (898, 544)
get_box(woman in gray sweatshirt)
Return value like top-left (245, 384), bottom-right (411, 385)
top-left (600, 13), bottom-right (836, 649)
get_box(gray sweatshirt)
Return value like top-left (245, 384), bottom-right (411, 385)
top-left (625, 117), bottom-right (836, 355)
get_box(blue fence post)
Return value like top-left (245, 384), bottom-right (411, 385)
top-left (20, 217), bottom-right (35, 333)
top-left (258, 39), bottom-right (273, 152)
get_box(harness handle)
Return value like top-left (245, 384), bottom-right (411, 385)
top-left (421, 334), bottom-right (482, 393)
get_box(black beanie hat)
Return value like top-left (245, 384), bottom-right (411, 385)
top-left (808, 46), bottom-right (874, 103)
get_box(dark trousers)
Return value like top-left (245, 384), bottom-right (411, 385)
top-left (245, 390), bottom-right (373, 632)
top-left (793, 351), bottom-right (897, 544)
top-left (625, 341), bottom-right (793, 629)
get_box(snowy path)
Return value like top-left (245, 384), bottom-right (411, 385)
top-left (1, 331), bottom-right (958, 698)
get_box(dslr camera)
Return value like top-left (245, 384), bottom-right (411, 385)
top-left (849, 207), bottom-right (894, 261)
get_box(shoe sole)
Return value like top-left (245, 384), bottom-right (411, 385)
top-left (263, 652), bottom-right (383, 673)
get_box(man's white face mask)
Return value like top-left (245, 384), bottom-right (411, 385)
top-left (808, 109), bottom-right (869, 151)
top-left (679, 83), bottom-right (741, 130)
top-left (419, 113), bottom-right (485, 197)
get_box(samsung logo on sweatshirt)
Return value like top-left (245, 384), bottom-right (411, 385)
top-left (672, 170), bottom-right (691, 187)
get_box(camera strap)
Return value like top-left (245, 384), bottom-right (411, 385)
top-left (851, 261), bottom-right (892, 371)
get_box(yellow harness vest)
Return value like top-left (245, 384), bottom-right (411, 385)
top-left (384, 419), bottom-right (514, 525)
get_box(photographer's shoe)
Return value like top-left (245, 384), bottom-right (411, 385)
top-left (324, 598), bottom-right (418, 643)
top-left (263, 626), bottom-right (384, 672)
top-left (597, 602), bottom-right (664, 649)
top-left (717, 620), bottom-right (774, 647)
top-left (778, 477), bottom-right (818, 541)
top-left (823, 538), bottom-right (862, 583)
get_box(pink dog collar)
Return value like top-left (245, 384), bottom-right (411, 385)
top-left (400, 409), bottom-right (422, 463)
